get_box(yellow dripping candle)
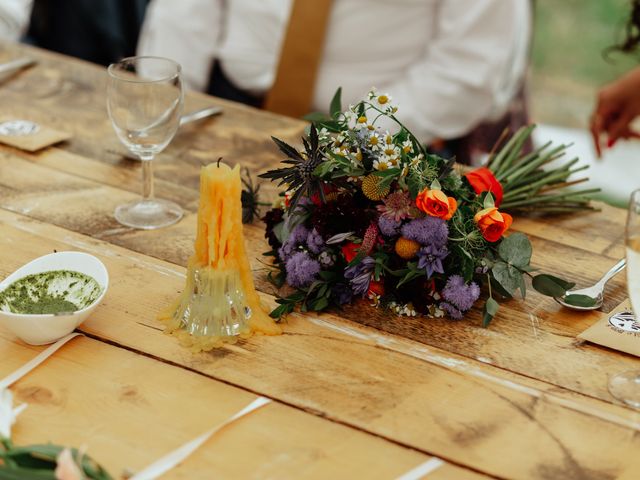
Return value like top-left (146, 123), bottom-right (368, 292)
top-left (160, 162), bottom-right (280, 352)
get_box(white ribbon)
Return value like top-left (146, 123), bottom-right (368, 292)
top-left (130, 397), bottom-right (272, 480)
top-left (0, 332), bottom-right (82, 390)
top-left (396, 458), bottom-right (445, 480)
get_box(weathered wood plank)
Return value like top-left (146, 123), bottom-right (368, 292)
top-left (0, 210), bottom-right (638, 480)
top-left (2, 335), bottom-right (481, 480)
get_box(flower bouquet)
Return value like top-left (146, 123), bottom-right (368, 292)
top-left (260, 89), bottom-right (599, 325)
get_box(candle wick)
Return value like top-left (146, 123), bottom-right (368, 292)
top-left (217, 157), bottom-right (223, 168)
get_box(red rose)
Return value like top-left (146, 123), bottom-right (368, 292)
top-left (465, 167), bottom-right (503, 207)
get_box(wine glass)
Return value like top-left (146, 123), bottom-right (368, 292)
top-left (608, 188), bottom-right (640, 408)
top-left (107, 56), bottom-right (184, 229)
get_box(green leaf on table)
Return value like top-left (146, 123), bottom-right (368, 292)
top-left (330, 87), bottom-right (343, 118)
top-left (531, 274), bottom-right (575, 297)
top-left (498, 232), bottom-right (532, 268)
top-left (482, 297), bottom-right (500, 327)
top-left (562, 294), bottom-right (598, 308)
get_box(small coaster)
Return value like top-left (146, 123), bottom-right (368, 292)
top-left (578, 299), bottom-right (640, 357)
top-left (0, 118), bottom-right (71, 151)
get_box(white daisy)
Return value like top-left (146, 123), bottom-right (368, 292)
top-left (373, 158), bottom-right (392, 171)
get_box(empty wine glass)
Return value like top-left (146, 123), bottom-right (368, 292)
top-left (608, 188), bottom-right (640, 408)
top-left (107, 56), bottom-right (184, 229)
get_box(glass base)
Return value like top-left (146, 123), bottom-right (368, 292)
top-left (608, 370), bottom-right (640, 409)
top-left (115, 199), bottom-right (183, 230)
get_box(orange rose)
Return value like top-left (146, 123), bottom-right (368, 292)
top-left (415, 188), bottom-right (457, 220)
top-left (474, 207), bottom-right (513, 242)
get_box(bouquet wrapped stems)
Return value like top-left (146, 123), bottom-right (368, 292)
top-left (488, 125), bottom-right (599, 213)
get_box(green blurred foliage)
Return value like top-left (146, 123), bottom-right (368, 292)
top-left (532, 0), bottom-right (638, 87)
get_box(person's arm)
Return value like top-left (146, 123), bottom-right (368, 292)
top-left (590, 66), bottom-right (640, 157)
top-left (382, 0), bottom-right (531, 144)
top-left (137, 0), bottom-right (222, 92)
top-left (0, 0), bottom-right (32, 42)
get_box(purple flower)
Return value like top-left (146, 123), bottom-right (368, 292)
top-left (306, 228), bottom-right (324, 254)
top-left (331, 283), bottom-right (353, 305)
top-left (441, 275), bottom-right (480, 312)
top-left (285, 251), bottom-right (320, 288)
top-left (278, 224), bottom-right (310, 261)
top-left (378, 216), bottom-right (401, 237)
top-left (417, 245), bottom-right (448, 278)
top-left (401, 217), bottom-right (448, 247)
top-left (344, 256), bottom-right (375, 297)
top-left (440, 301), bottom-right (464, 320)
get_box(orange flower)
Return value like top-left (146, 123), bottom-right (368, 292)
top-left (415, 188), bottom-right (457, 220)
top-left (474, 207), bottom-right (513, 242)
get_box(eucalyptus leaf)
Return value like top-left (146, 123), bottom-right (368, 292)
top-left (532, 274), bottom-right (575, 297)
top-left (562, 294), bottom-right (598, 308)
top-left (491, 261), bottom-right (521, 296)
top-left (482, 297), bottom-right (499, 327)
top-left (498, 232), bottom-right (532, 268)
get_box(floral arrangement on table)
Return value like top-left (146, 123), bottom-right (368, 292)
top-left (260, 88), bottom-right (599, 325)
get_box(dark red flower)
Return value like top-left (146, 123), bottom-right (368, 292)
top-left (465, 167), bottom-right (503, 207)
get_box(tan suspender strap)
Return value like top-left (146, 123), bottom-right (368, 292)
top-left (263, 0), bottom-right (334, 118)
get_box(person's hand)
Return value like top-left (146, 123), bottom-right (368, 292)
top-left (590, 67), bottom-right (640, 157)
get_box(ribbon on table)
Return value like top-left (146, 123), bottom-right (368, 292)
top-left (0, 332), bottom-right (81, 440)
top-left (396, 457), bottom-right (445, 480)
top-left (130, 396), bottom-right (272, 480)
top-left (0, 332), bottom-right (82, 390)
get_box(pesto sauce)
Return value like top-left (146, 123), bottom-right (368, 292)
top-left (0, 270), bottom-right (102, 315)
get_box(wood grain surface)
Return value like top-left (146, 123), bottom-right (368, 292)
top-left (0, 42), bottom-right (639, 479)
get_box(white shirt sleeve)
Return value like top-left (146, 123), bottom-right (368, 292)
top-left (0, 0), bottom-right (32, 42)
top-left (386, 0), bottom-right (532, 143)
top-left (137, 0), bottom-right (223, 92)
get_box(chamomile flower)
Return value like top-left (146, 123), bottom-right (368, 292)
top-left (382, 143), bottom-right (400, 159)
top-left (367, 132), bottom-right (381, 151)
top-left (368, 89), bottom-right (395, 111)
top-left (373, 158), bottom-right (392, 171)
top-left (317, 127), bottom-right (331, 143)
top-left (402, 139), bottom-right (414, 154)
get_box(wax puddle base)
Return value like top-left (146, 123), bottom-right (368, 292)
top-left (0, 270), bottom-right (101, 315)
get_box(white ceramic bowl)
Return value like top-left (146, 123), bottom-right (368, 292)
top-left (0, 251), bottom-right (109, 345)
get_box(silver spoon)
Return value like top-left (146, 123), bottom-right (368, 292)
top-left (555, 258), bottom-right (626, 310)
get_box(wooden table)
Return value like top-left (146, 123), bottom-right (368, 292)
top-left (0, 42), bottom-right (638, 480)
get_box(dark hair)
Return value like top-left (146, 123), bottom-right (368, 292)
top-left (617, 0), bottom-right (640, 53)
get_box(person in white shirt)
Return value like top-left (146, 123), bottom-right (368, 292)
top-left (138, 0), bottom-right (531, 160)
top-left (0, 0), bottom-right (32, 42)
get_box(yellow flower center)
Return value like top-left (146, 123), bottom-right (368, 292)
top-left (369, 136), bottom-right (379, 146)
top-left (378, 95), bottom-right (389, 105)
top-left (378, 162), bottom-right (388, 170)
top-left (358, 116), bottom-right (367, 124)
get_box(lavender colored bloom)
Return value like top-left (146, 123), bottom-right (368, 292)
top-left (344, 256), bottom-right (376, 297)
top-left (440, 301), bottom-right (464, 320)
top-left (306, 228), bottom-right (325, 254)
top-left (441, 275), bottom-right (480, 312)
top-left (417, 245), bottom-right (448, 278)
top-left (401, 217), bottom-right (448, 247)
top-left (378, 215), bottom-right (401, 237)
top-left (331, 283), bottom-right (353, 305)
top-left (285, 251), bottom-right (320, 288)
top-left (278, 224), bottom-right (310, 261)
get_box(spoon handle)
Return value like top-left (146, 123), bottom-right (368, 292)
top-left (596, 258), bottom-right (626, 288)
top-left (179, 106), bottom-right (223, 126)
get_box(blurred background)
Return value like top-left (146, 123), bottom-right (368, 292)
top-left (531, 0), bottom-right (640, 207)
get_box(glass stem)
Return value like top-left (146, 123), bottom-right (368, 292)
top-left (141, 157), bottom-right (155, 201)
